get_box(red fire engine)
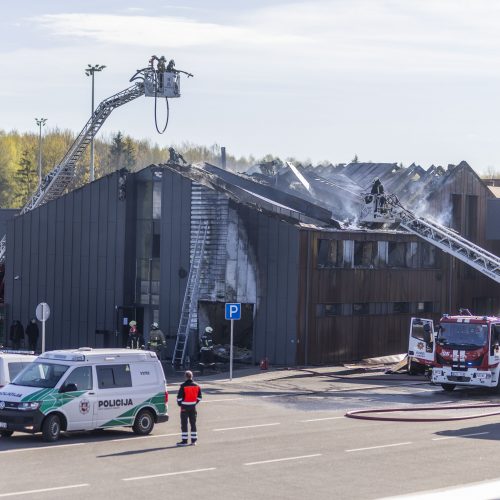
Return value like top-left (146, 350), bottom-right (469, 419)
top-left (409, 312), bottom-right (500, 391)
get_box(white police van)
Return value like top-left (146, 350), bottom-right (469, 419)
top-left (0, 351), bottom-right (37, 388)
top-left (0, 348), bottom-right (168, 441)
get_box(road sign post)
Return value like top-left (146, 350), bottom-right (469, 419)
top-left (35, 302), bottom-right (50, 353)
top-left (225, 303), bottom-right (241, 381)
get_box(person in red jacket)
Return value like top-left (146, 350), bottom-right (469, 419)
top-left (176, 370), bottom-right (202, 446)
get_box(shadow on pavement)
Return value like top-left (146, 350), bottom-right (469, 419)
top-left (434, 423), bottom-right (500, 441)
top-left (97, 444), bottom-right (181, 458)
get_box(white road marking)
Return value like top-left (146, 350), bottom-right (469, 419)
top-left (300, 416), bottom-right (345, 422)
top-left (431, 431), bottom-right (489, 441)
top-left (109, 432), bottom-right (179, 442)
top-left (378, 477), bottom-right (500, 499)
top-left (213, 422), bottom-right (280, 432)
top-left (123, 468), bottom-right (216, 481)
top-left (0, 484), bottom-right (89, 497)
top-left (0, 443), bottom-right (86, 454)
top-left (245, 454), bottom-right (322, 466)
top-left (346, 442), bottom-right (412, 452)
top-left (203, 398), bottom-right (245, 403)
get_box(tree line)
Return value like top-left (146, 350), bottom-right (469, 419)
top-left (0, 129), bottom-right (258, 209)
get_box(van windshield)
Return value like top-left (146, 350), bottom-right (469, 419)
top-left (12, 362), bottom-right (69, 388)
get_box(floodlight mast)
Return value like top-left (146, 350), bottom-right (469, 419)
top-left (85, 64), bottom-right (106, 182)
top-left (0, 56), bottom-right (193, 264)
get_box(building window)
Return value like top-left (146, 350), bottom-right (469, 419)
top-left (316, 304), bottom-right (342, 317)
top-left (388, 242), bottom-right (408, 267)
top-left (416, 302), bottom-right (433, 313)
top-left (370, 303), bottom-right (389, 315)
top-left (317, 239), bottom-right (343, 268)
top-left (465, 195), bottom-right (478, 241)
top-left (354, 241), bottom-right (377, 268)
top-left (353, 303), bottom-right (369, 315)
top-left (420, 243), bottom-right (439, 268)
top-left (452, 194), bottom-right (462, 232)
top-left (392, 302), bottom-right (410, 314)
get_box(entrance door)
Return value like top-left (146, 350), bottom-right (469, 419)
top-left (408, 317), bottom-right (435, 363)
top-left (116, 307), bottom-right (144, 348)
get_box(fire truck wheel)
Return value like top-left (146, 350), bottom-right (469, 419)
top-left (0, 430), bottom-right (14, 437)
top-left (441, 383), bottom-right (456, 392)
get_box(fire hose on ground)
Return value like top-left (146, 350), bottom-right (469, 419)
top-left (345, 403), bottom-right (500, 422)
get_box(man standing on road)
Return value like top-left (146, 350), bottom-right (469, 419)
top-left (177, 370), bottom-right (202, 446)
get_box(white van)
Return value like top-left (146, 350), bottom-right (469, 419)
top-left (0, 351), bottom-right (37, 388)
top-left (0, 348), bottom-right (168, 441)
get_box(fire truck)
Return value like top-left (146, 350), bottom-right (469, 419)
top-left (409, 313), bottom-right (500, 391)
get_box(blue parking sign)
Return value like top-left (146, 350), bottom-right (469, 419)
top-left (225, 303), bottom-right (241, 320)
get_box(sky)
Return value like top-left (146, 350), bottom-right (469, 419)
top-left (2, 0), bottom-right (500, 172)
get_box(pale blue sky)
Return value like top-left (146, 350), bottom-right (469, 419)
top-left (2, 0), bottom-right (500, 172)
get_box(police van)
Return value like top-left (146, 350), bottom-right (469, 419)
top-left (0, 348), bottom-right (168, 441)
top-left (0, 351), bottom-right (37, 388)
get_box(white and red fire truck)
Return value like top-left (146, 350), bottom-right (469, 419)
top-left (409, 312), bottom-right (500, 391)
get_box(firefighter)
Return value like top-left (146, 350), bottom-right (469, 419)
top-left (127, 320), bottom-right (143, 349)
top-left (176, 370), bottom-right (202, 446)
top-left (148, 322), bottom-right (166, 359)
top-left (199, 326), bottom-right (215, 374)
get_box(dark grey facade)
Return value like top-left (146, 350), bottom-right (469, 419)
top-left (4, 165), bottom-right (301, 364)
top-left (5, 172), bottom-right (130, 349)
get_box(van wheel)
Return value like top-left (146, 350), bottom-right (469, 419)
top-left (42, 414), bottom-right (61, 442)
top-left (133, 409), bottom-right (155, 436)
top-left (441, 383), bottom-right (456, 392)
top-left (0, 430), bottom-right (14, 437)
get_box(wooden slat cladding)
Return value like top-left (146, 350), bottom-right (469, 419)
top-left (297, 230), bottom-right (447, 364)
top-left (297, 164), bottom-right (500, 364)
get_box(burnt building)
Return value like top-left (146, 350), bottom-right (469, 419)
top-left (3, 160), bottom-right (500, 364)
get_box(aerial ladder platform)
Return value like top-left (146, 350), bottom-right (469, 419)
top-left (0, 56), bottom-right (192, 264)
top-left (360, 192), bottom-right (500, 284)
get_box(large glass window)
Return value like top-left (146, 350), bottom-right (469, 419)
top-left (354, 241), bottom-right (377, 267)
top-left (317, 239), bottom-right (343, 268)
top-left (420, 243), bottom-right (439, 268)
top-left (135, 174), bottom-right (162, 307)
top-left (388, 242), bottom-right (407, 267)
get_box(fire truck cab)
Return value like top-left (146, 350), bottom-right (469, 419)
top-left (409, 314), bottom-right (500, 391)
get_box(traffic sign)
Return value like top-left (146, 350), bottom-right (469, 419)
top-left (36, 302), bottom-right (50, 322)
top-left (225, 303), bottom-right (241, 320)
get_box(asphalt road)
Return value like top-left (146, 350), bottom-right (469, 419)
top-left (2, 369), bottom-right (500, 499)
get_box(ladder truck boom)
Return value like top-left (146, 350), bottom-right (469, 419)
top-left (0, 56), bottom-right (192, 264)
top-left (360, 191), bottom-right (500, 284)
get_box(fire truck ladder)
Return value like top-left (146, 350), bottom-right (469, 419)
top-left (0, 82), bottom-right (145, 264)
top-left (361, 193), bottom-right (500, 284)
top-left (172, 221), bottom-right (209, 367)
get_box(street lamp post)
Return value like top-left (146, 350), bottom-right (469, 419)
top-left (85, 64), bottom-right (106, 182)
top-left (35, 118), bottom-right (47, 186)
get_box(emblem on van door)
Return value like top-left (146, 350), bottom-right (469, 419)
top-left (0, 401), bottom-right (5, 410)
top-left (417, 342), bottom-right (425, 350)
top-left (79, 399), bottom-right (90, 414)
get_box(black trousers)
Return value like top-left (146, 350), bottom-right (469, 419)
top-left (180, 406), bottom-right (197, 443)
top-left (28, 336), bottom-right (38, 352)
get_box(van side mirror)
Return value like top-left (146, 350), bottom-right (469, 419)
top-left (60, 383), bottom-right (78, 393)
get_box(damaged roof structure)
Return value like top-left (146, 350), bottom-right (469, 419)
top-left (3, 157), bottom-right (500, 364)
